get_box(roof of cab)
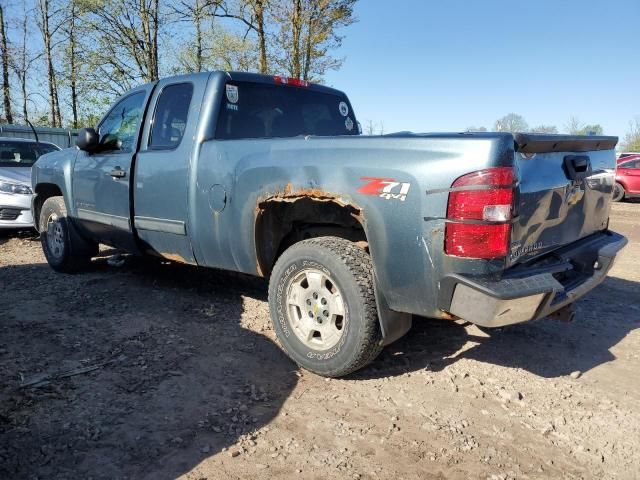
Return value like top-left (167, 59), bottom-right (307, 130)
top-left (130, 70), bottom-right (349, 99)
top-left (224, 71), bottom-right (347, 97)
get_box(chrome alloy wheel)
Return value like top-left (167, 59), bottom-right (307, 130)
top-left (46, 213), bottom-right (65, 259)
top-left (286, 268), bottom-right (346, 350)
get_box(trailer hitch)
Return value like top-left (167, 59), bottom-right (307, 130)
top-left (549, 305), bottom-right (575, 323)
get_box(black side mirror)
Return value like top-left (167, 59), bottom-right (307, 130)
top-left (76, 127), bottom-right (99, 153)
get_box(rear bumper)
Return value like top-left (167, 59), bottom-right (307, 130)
top-left (439, 231), bottom-right (628, 328)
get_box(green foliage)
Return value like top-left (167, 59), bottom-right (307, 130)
top-left (272, 0), bottom-right (357, 81)
top-left (530, 125), bottom-right (558, 134)
top-left (172, 23), bottom-right (259, 74)
top-left (565, 117), bottom-right (604, 135)
top-left (581, 124), bottom-right (604, 135)
top-left (622, 119), bottom-right (640, 152)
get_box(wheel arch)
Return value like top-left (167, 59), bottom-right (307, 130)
top-left (33, 183), bottom-right (64, 232)
top-left (615, 178), bottom-right (628, 191)
top-left (254, 190), bottom-right (367, 277)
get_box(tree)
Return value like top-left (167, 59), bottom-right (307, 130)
top-left (364, 119), bottom-right (384, 135)
top-left (530, 124), bottom-right (558, 134)
top-left (622, 118), bottom-right (640, 152)
top-left (215, 0), bottom-right (270, 74)
top-left (10, 2), bottom-right (40, 123)
top-left (2, 0), bottom-right (360, 127)
top-left (581, 124), bottom-right (603, 136)
top-left (169, 0), bottom-right (260, 75)
top-left (494, 113), bottom-right (528, 133)
top-left (564, 116), bottom-right (603, 135)
top-left (174, 22), bottom-right (258, 73)
top-left (273, 0), bottom-right (356, 81)
top-left (0, 4), bottom-right (13, 123)
top-left (38, 0), bottom-right (65, 127)
top-left (565, 116), bottom-right (583, 135)
top-left (171, 0), bottom-right (216, 73)
top-left (79, 0), bottom-right (161, 94)
top-left (63, 0), bottom-right (80, 128)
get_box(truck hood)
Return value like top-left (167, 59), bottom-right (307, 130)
top-left (0, 166), bottom-right (31, 186)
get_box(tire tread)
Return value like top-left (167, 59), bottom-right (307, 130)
top-left (40, 196), bottom-right (96, 273)
top-left (269, 236), bottom-right (383, 377)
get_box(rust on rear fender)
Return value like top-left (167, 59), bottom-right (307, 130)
top-left (254, 184), bottom-right (365, 276)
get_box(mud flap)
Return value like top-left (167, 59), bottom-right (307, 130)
top-left (373, 273), bottom-right (412, 346)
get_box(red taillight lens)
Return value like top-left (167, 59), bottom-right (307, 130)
top-left (445, 223), bottom-right (511, 258)
top-left (444, 167), bottom-right (514, 259)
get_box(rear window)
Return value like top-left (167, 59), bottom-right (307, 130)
top-left (149, 82), bottom-right (193, 150)
top-left (0, 141), bottom-right (59, 167)
top-left (215, 81), bottom-right (358, 140)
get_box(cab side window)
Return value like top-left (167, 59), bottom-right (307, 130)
top-left (621, 159), bottom-right (640, 169)
top-left (149, 83), bottom-right (194, 150)
top-left (98, 92), bottom-right (146, 153)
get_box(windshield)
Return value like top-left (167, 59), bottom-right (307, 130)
top-left (215, 81), bottom-right (359, 140)
top-left (0, 141), bottom-right (59, 167)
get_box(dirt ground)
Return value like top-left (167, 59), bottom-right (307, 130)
top-left (0, 203), bottom-right (639, 480)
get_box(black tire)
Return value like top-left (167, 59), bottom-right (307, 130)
top-left (612, 182), bottom-right (625, 202)
top-left (39, 196), bottom-right (98, 273)
top-left (268, 236), bottom-right (383, 377)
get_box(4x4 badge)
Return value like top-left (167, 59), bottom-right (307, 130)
top-left (357, 177), bottom-right (411, 201)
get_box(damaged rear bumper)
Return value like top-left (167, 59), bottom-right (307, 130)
top-left (439, 231), bottom-right (628, 328)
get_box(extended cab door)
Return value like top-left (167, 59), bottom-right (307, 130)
top-left (132, 76), bottom-right (207, 264)
top-left (72, 85), bottom-right (154, 250)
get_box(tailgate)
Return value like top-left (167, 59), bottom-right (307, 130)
top-left (509, 134), bottom-right (618, 265)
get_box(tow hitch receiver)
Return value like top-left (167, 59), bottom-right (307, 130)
top-left (549, 305), bottom-right (575, 323)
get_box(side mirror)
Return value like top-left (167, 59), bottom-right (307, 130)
top-left (76, 127), bottom-right (99, 153)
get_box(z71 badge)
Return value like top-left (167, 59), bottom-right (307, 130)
top-left (357, 177), bottom-right (411, 201)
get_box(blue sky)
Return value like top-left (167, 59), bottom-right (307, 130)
top-left (324, 0), bottom-right (639, 137)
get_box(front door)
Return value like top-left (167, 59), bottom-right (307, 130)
top-left (72, 86), bottom-right (154, 250)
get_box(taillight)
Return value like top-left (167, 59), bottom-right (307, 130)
top-left (445, 167), bottom-right (514, 259)
top-left (273, 76), bottom-right (309, 87)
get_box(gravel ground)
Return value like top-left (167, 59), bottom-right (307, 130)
top-left (0, 203), bottom-right (639, 480)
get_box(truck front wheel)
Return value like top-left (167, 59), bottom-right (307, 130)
top-left (39, 196), bottom-right (98, 273)
top-left (268, 236), bottom-right (383, 377)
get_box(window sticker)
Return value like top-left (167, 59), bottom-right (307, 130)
top-left (339, 101), bottom-right (349, 117)
top-left (345, 117), bottom-right (354, 131)
top-left (226, 84), bottom-right (239, 104)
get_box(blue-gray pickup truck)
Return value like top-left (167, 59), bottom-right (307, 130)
top-left (31, 71), bottom-right (628, 377)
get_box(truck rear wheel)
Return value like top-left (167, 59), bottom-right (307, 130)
top-left (268, 236), bottom-right (383, 377)
top-left (39, 196), bottom-right (98, 273)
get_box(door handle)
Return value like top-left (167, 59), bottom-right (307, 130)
top-left (109, 167), bottom-right (126, 179)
